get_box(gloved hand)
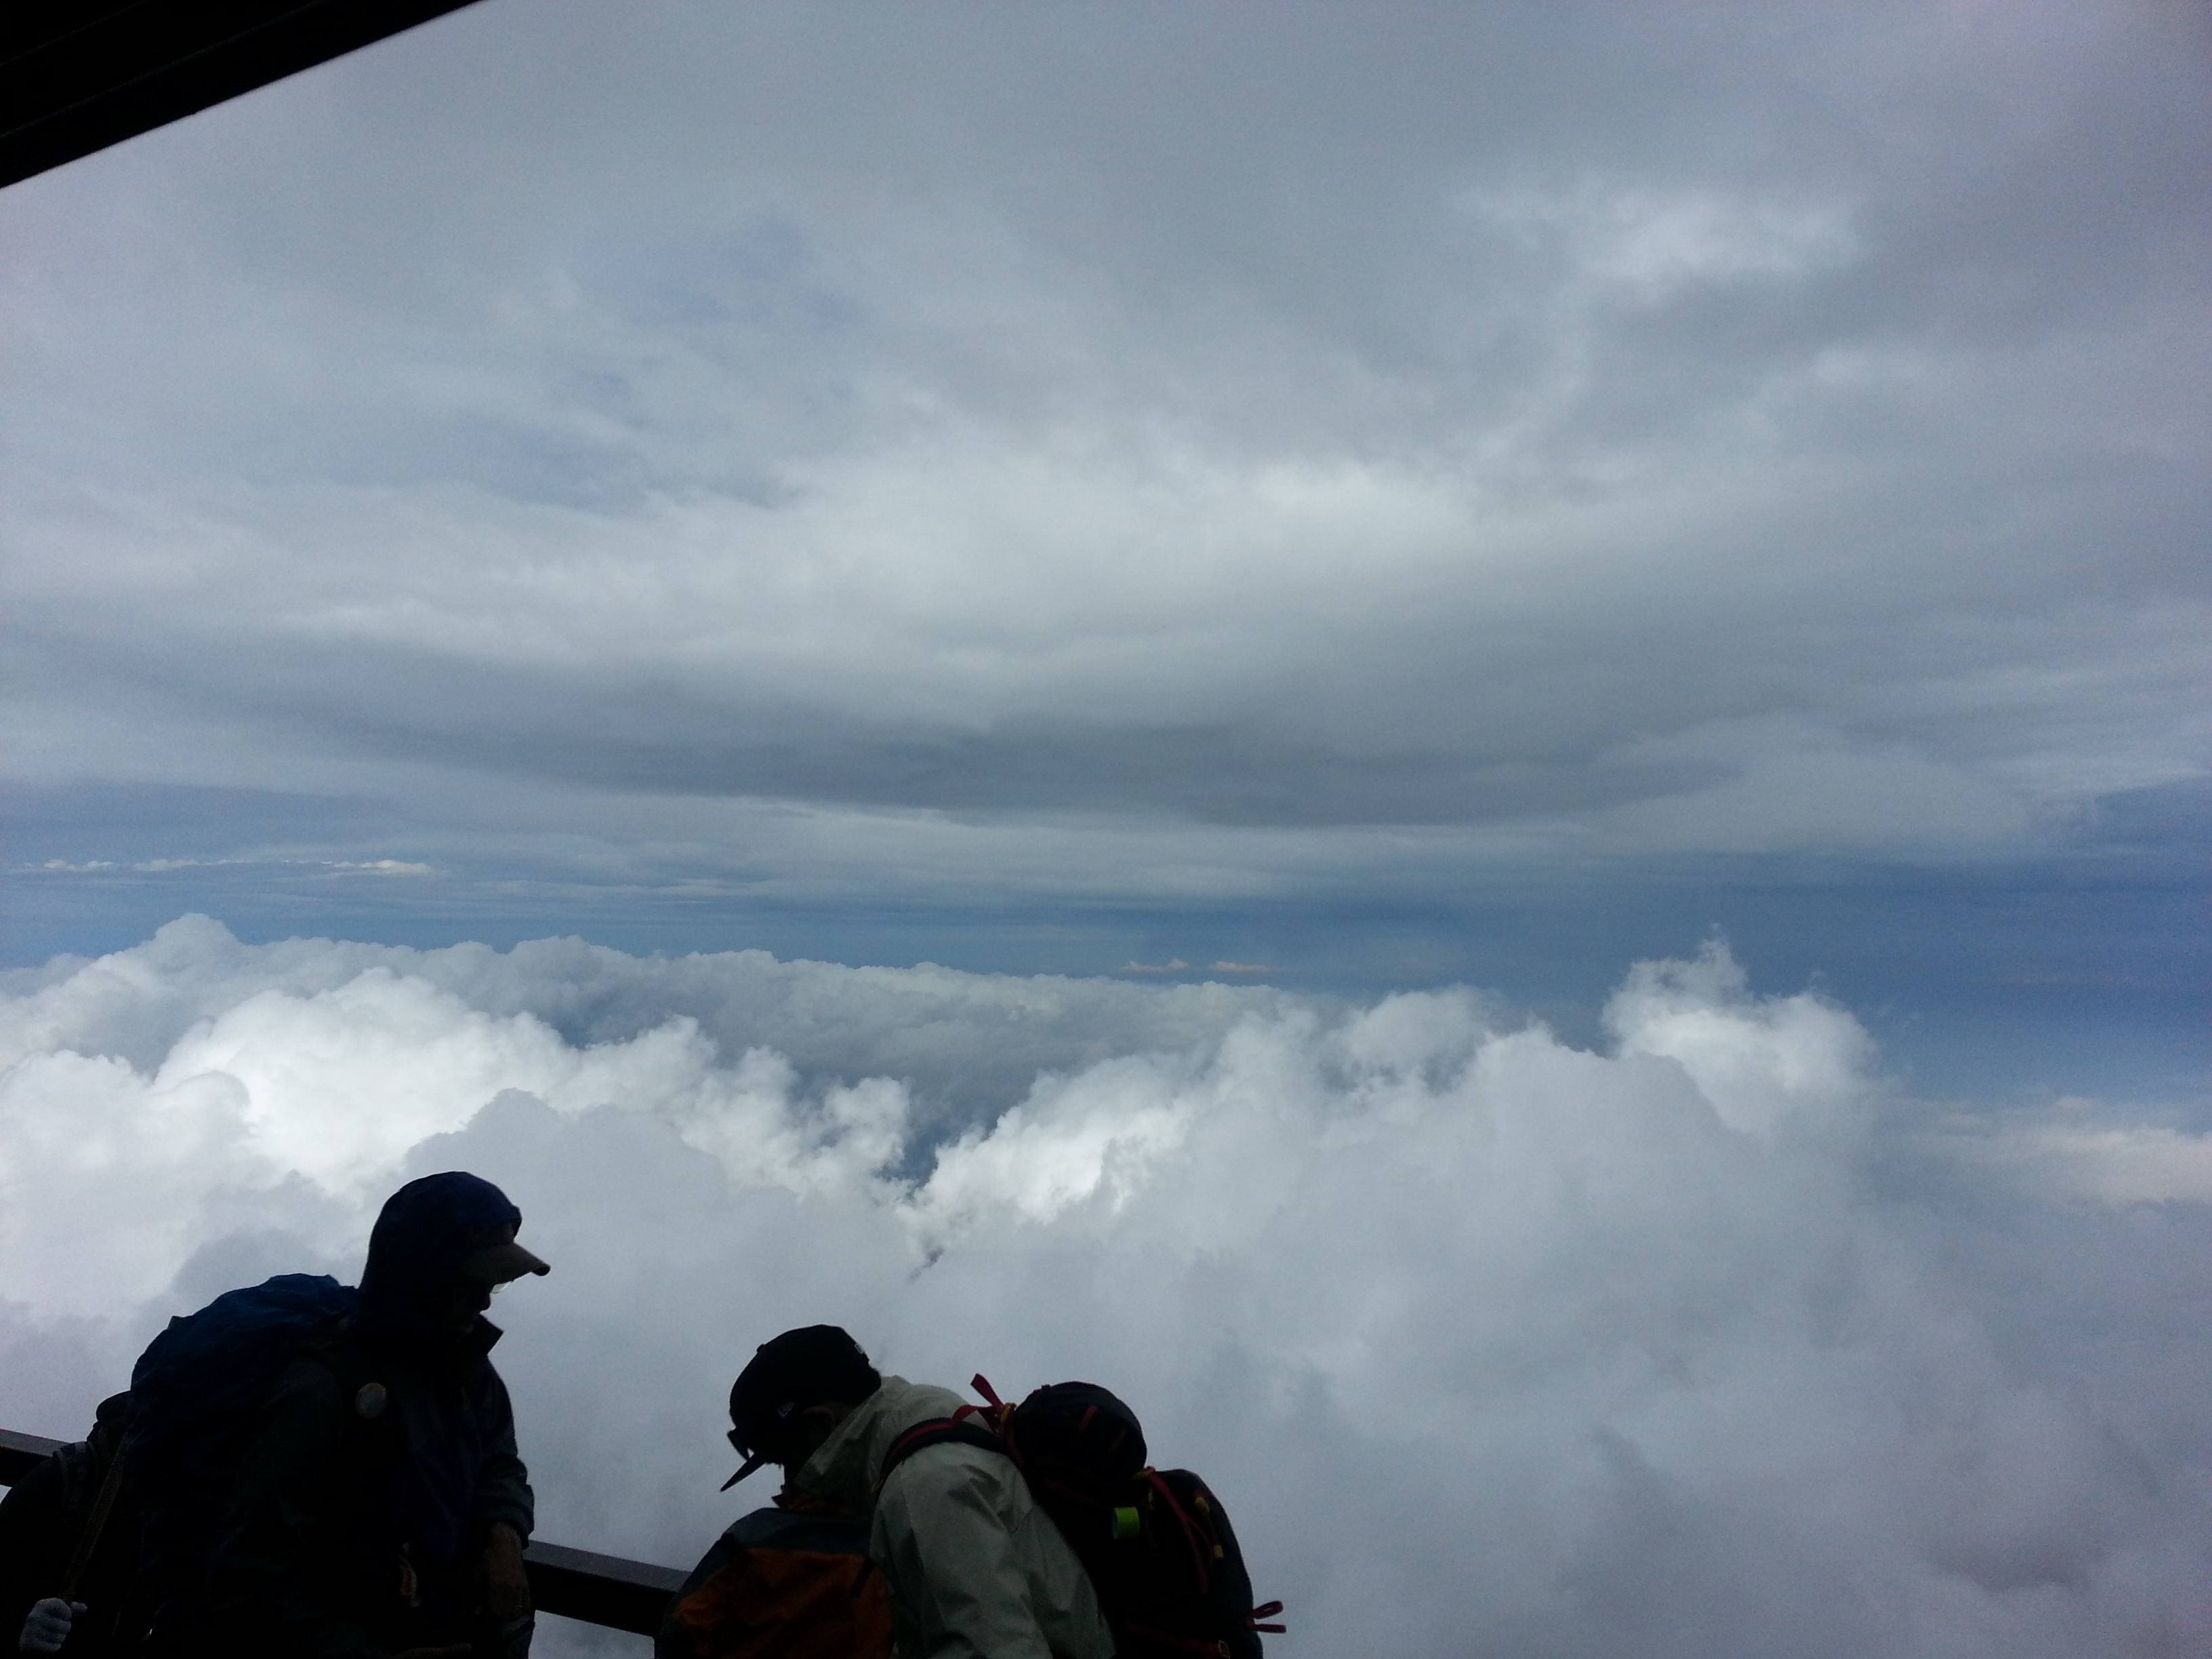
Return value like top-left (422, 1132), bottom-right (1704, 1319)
top-left (480, 1523), bottom-right (531, 1623)
top-left (19, 1599), bottom-right (82, 1655)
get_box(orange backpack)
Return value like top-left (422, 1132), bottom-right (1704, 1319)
top-left (658, 1498), bottom-right (893, 1659)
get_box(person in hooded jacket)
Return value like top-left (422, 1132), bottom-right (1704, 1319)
top-left (718, 1327), bottom-right (1112, 1659)
top-left (3, 1393), bottom-right (134, 1656)
top-left (192, 1172), bottom-right (549, 1659)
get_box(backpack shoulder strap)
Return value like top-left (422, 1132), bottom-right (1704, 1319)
top-left (876, 1418), bottom-right (1008, 1490)
top-left (297, 1327), bottom-right (404, 1474)
top-left (51, 1440), bottom-right (98, 1517)
top-left (58, 1440), bottom-right (129, 1602)
top-left (301, 1325), bottom-right (376, 1400)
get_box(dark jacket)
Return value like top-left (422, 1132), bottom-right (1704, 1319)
top-left (199, 1324), bottom-right (533, 1659)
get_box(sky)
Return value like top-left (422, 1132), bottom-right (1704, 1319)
top-left (1, 2), bottom-right (2210, 1653)
top-left (1, 0), bottom-right (2205, 1102)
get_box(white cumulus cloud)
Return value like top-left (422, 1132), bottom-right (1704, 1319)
top-left (3, 920), bottom-right (2209, 1656)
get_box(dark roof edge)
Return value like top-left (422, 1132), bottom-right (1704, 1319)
top-left (1, 0), bottom-right (489, 190)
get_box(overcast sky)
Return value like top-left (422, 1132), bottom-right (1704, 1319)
top-left (3, 0), bottom-right (2207, 1101)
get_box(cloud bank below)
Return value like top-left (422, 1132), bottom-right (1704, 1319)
top-left (5, 918), bottom-right (2209, 1656)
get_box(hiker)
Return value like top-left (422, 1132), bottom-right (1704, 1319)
top-left (2, 1393), bottom-right (134, 1656)
top-left (131, 1172), bottom-right (549, 1659)
top-left (705, 1326), bottom-right (1113, 1659)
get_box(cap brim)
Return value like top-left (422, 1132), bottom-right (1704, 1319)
top-left (719, 1450), bottom-right (775, 1491)
top-left (460, 1239), bottom-right (552, 1287)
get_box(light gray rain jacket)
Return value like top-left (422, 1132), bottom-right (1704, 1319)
top-left (794, 1375), bottom-right (1113, 1659)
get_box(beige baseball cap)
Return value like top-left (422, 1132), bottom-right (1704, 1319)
top-left (458, 1222), bottom-right (551, 1287)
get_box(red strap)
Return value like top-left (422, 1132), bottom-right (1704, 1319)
top-left (1120, 1620), bottom-right (1230, 1657)
top-left (961, 1374), bottom-right (1019, 1444)
top-left (1124, 1608), bottom-right (1289, 1645)
top-left (1139, 1470), bottom-right (1214, 1597)
top-left (878, 1416), bottom-right (1007, 1491)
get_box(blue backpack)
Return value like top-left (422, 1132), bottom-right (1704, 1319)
top-left (124, 1275), bottom-right (388, 1638)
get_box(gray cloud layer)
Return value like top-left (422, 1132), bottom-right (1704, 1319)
top-left (5, 0), bottom-right (2206, 909)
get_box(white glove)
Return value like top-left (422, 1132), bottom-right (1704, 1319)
top-left (19, 1600), bottom-right (81, 1655)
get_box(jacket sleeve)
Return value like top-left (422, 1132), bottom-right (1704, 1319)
top-left (873, 1446), bottom-right (1105, 1659)
top-left (468, 1366), bottom-right (533, 1540)
top-left (203, 1356), bottom-right (389, 1659)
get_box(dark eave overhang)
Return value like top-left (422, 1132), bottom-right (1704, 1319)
top-left (2, 0), bottom-right (490, 190)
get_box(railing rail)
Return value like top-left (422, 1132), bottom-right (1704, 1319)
top-left (1, 1427), bottom-right (684, 1636)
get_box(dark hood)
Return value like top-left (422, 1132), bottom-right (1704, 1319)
top-left (358, 1171), bottom-right (523, 1351)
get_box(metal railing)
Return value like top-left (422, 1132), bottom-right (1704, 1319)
top-left (1, 1427), bottom-right (686, 1637)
